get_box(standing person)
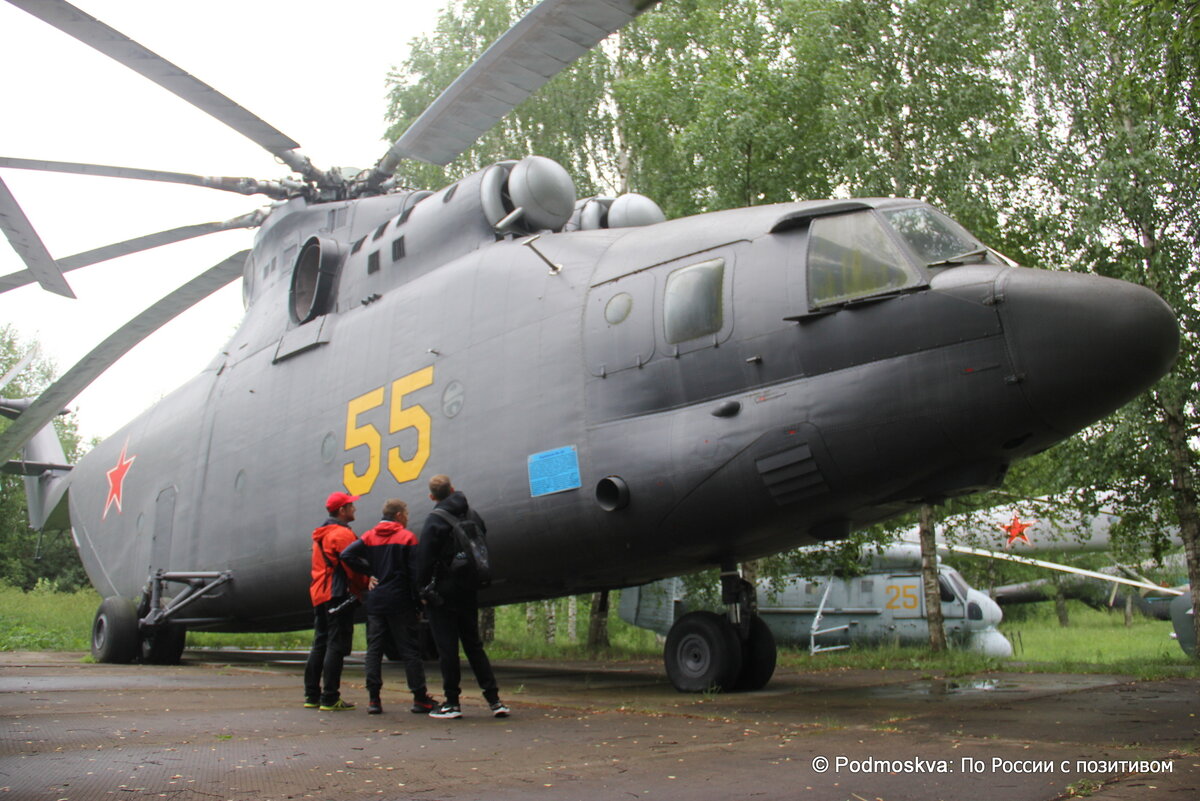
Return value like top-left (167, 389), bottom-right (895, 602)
top-left (340, 498), bottom-right (437, 715)
top-left (415, 474), bottom-right (509, 719)
top-left (303, 491), bottom-right (368, 712)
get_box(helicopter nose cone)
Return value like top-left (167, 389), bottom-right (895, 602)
top-left (999, 268), bottom-right (1178, 436)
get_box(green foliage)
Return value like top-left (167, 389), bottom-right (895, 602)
top-left (486, 595), bottom-right (660, 659)
top-left (0, 581), bottom-right (98, 651)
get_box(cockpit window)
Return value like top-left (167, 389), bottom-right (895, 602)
top-left (664, 258), bottom-right (725, 344)
top-left (942, 568), bottom-right (970, 600)
top-left (882, 206), bottom-right (987, 266)
top-left (808, 211), bottom-right (921, 308)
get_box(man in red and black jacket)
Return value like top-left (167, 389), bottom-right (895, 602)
top-left (341, 498), bottom-right (436, 715)
top-left (303, 492), bottom-right (368, 711)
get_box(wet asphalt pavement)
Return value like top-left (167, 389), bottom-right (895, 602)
top-left (0, 650), bottom-right (1196, 800)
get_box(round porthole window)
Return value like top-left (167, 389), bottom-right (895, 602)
top-left (321, 432), bottom-right (337, 463)
top-left (605, 293), bottom-right (633, 325)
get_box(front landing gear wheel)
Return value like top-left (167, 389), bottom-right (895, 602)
top-left (92, 596), bottom-right (139, 663)
top-left (664, 611), bottom-right (743, 692)
top-left (733, 615), bottom-right (777, 690)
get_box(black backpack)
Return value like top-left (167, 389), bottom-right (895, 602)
top-left (431, 508), bottom-right (492, 589)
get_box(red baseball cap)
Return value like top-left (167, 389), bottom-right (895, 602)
top-left (325, 492), bottom-right (360, 514)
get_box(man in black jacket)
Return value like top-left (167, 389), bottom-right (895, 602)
top-left (341, 499), bottom-right (436, 715)
top-left (415, 474), bottom-right (509, 719)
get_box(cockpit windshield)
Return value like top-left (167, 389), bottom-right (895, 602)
top-left (881, 206), bottom-right (994, 268)
top-left (942, 567), bottom-right (970, 600)
top-left (807, 211), bottom-right (924, 308)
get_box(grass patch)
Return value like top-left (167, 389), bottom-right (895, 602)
top-left (1000, 600), bottom-right (1198, 679)
top-left (0, 581), bottom-right (99, 651)
top-left (777, 643), bottom-right (1001, 676)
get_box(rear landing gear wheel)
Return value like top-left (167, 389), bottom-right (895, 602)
top-left (664, 611), bottom-right (743, 692)
top-left (92, 597), bottom-right (139, 663)
top-left (733, 615), bottom-right (777, 691)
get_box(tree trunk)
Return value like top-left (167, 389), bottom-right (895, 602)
top-left (919, 504), bottom-right (947, 652)
top-left (479, 606), bottom-right (495, 645)
top-left (567, 595), bottom-right (578, 642)
top-left (587, 590), bottom-right (610, 652)
top-left (544, 600), bottom-right (556, 645)
top-left (1055, 587), bottom-right (1070, 627)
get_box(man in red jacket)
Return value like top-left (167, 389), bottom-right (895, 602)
top-left (303, 492), bottom-right (368, 711)
top-left (341, 498), bottom-right (436, 715)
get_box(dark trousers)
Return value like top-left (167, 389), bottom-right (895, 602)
top-left (427, 600), bottom-right (498, 704)
top-left (365, 608), bottom-right (427, 699)
top-left (303, 601), bottom-right (355, 705)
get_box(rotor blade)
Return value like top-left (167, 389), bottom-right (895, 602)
top-left (0, 250), bottom-right (248, 461)
top-left (5, 1), bottom-right (303, 164)
top-left (0, 211), bottom-right (264, 295)
top-left (943, 544), bottom-right (1186, 595)
top-left (374, 0), bottom-right (660, 175)
top-left (0, 175), bottom-right (74, 297)
top-left (0, 350), bottom-right (36, 394)
top-left (0, 157), bottom-right (292, 199)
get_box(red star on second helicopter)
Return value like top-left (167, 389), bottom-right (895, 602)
top-left (1001, 514), bottom-right (1034, 547)
top-left (103, 442), bottom-right (136, 520)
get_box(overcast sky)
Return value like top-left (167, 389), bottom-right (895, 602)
top-left (1, 0), bottom-right (446, 442)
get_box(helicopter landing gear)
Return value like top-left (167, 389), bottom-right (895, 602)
top-left (662, 566), bottom-right (777, 692)
top-left (91, 596), bottom-right (140, 663)
top-left (140, 622), bottom-right (187, 664)
top-left (664, 610), bottom-right (742, 691)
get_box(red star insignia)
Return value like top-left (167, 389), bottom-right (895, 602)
top-left (103, 442), bottom-right (136, 520)
top-left (1001, 514), bottom-right (1034, 548)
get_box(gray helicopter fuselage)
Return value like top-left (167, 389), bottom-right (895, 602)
top-left (58, 167), bottom-right (1178, 632)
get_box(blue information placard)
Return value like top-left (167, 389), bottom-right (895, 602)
top-left (528, 446), bottom-right (582, 497)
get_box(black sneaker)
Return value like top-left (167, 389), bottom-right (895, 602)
top-left (368, 697), bottom-right (382, 715)
top-left (429, 701), bottom-right (462, 719)
top-left (411, 695), bottom-right (437, 714)
top-left (489, 700), bottom-right (510, 718)
top-left (304, 696), bottom-right (320, 709)
top-left (319, 698), bottom-right (355, 712)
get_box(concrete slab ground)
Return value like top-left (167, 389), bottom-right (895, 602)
top-left (0, 650), bottom-right (1196, 800)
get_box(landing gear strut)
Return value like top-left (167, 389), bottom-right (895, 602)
top-left (90, 570), bottom-right (233, 664)
top-left (662, 565), bottom-right (777, 692)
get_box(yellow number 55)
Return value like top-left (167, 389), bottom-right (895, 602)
top-left (343, 366), bottom-right (434, 495)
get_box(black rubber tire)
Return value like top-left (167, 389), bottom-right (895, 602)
top-left (141, 624), bottom-right (187, 665)
top-left (91, 597), bottom-right (139, 663)
top-left (733, 615), bottom-right (777, 691)
top-left (664, 611), bottom-right (743, 692)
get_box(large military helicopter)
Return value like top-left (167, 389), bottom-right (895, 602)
top-left (0, 0), bottom-right (1179, 692)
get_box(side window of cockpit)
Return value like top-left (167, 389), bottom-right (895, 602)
top-left (807, 212), bottom-right (920, 308)
top-left (938, 576), bottom-right (956, 603)
top-left (663, 258), bottom-right (725, 344)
